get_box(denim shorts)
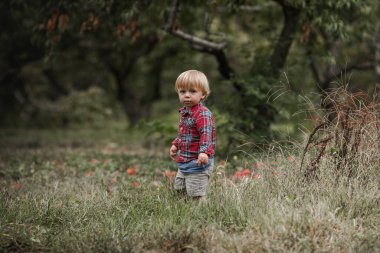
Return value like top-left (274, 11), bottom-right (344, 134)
top-left (177, 158), bottom-right (214, 174)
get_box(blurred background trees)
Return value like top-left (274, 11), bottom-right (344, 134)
top-left (1, 0), bottom-right (379, 152)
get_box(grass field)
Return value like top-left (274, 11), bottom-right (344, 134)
top-left (0, 126), bottom-right (379, 252)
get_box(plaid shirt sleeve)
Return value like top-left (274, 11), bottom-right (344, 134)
top-left (172, 136), bottom-right (180, 148)
top-left (196, 109), bottom-right (214, 156)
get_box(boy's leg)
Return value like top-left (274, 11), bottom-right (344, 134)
top-left (185, 169), bottom-right (211, 199)
top-left (173, 169), bottom-right (186, 195)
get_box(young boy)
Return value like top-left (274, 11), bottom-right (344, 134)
top-left (169, 70), bottom-right (216, 201)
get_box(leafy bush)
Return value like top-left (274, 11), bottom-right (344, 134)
top-left (23, 87), bottom-right (121, 128)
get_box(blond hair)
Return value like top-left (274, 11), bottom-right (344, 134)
top-left (175, 70), bottom-right (210, 98)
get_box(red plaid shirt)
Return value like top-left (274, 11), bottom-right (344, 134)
top-left (172, 103), bottom-right (216, 163)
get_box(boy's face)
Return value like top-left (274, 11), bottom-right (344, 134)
top-left (177, 87), bottom-right (205, 108)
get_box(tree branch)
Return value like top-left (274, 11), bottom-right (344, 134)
top-left (164, 0), bottom-right (245, 94)
top-left (305, 43), bottom-right (322, 85)
top-left (79, 40), bottom-right (114, 51)
top-left (239, 3), bottom-right (275, 12)
top-left (270, 1), bottom-right (301, 76)
top-left (374, 32), bottom-right (380, 100)
top-left (170, 29), bottom-right (227, 51)
top-left (164, 0), bottom-right (226, 51)
top-left (165, 0), bottom-right (180, 32)
top-left (321, 60), bottom-right (375, 91)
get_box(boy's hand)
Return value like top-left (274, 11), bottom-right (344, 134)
top-left (169, 145), bottom-right (178, 160)
top-left (196, 153), bottom-right (208, 166)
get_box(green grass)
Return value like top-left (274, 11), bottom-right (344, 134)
top-left (0, 127), bottom-right (379, 252)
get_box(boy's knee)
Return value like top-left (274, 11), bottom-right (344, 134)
top-left (175, 188), bottom-right (186, 196)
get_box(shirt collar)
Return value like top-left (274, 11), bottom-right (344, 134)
top-left (179, 102), bottom-right (203, 116)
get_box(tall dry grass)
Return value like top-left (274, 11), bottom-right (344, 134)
top-left (300, 87), bottom-right (380, 179)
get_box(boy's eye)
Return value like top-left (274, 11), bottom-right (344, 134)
top-left (190, 89), bottom-right (197, 93)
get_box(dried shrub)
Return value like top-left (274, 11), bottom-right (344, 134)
top-left (300, 87), bottom-right (380, 179)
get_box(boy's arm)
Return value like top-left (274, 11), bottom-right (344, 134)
top-left (172, 136), bottom-right (180, 148)
top-left (196, 152), bottom-right (208, 165)
top-left (169, 145), bottom-right (177, 160)
top-left (169, 136), bottom-right (180, 160)
top-left (196, 110), bottom-right (214, 158)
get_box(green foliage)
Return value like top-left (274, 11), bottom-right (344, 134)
top-left (25, 87), bottom-right (121, 128)
top-left (302, 0), bottom-right (376, 40)
top-left (57, 87), bottom-right (119, 127)
top-left (139, 119), bottom-right (178, 147)
top-left (218, 75), bottom-right (278, 145)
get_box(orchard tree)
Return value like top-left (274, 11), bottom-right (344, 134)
top-left (1, 0), bottom-right (171, 126)
top-left (165, 0), bottom-right (375, 140)
top-left (39, 0), bottom-right (164, 126)
top-left (0, 0), bottom-right (47, 124)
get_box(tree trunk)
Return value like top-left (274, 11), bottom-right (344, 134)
top-left (106, 34), bottom-right (158, 126)
top-left (269, 2), bottom-right (301, 77)
top-left (375, 32), bottom-right (380, 100)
